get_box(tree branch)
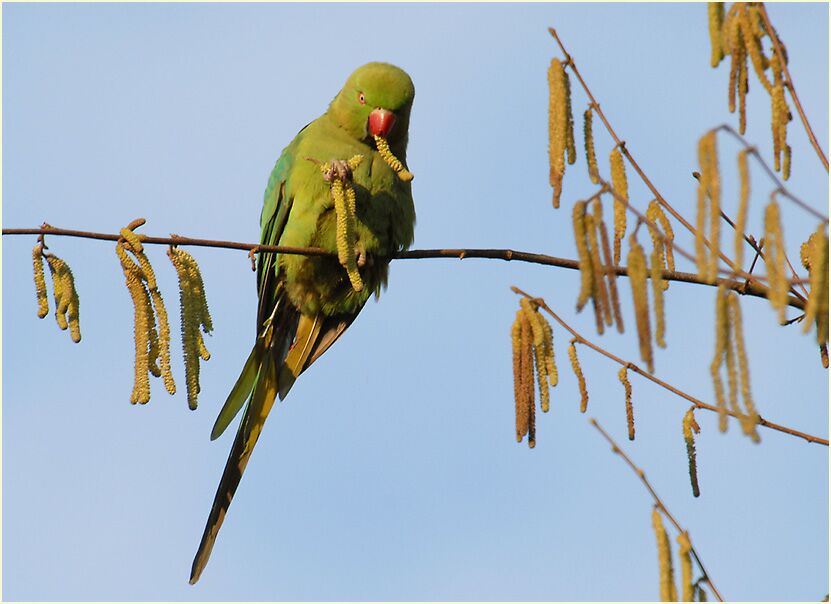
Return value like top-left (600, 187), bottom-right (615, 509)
top-left (3, 225), bottom-right (808, 311)
top-left (511, 286), bottom-right (828, 446)
top-left (590, 418), bottom-right (724, 602)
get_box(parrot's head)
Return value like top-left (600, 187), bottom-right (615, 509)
top-left (329, 62), bottom-right (415, 148)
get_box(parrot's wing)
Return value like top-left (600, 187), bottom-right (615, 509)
top-left (209, 142), bottom-right (297, 441)
top-left (256, 138), bottom-right (298, 333)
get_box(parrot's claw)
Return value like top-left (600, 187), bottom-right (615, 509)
top-left (356, 244), bottom-right (367, 268)
top-left (323, 159), bottom-right (353, 183)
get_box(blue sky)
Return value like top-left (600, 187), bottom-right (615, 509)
top-left (2, 3), bottom-right (828, 601)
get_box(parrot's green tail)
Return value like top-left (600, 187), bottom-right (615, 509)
top-left (190, 306), bottom-right (336, 585)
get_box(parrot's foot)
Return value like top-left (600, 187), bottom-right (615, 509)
top-left (356, 242), bottom-right (367, 268)
top-left (323, 159), bottom-right (353, 183)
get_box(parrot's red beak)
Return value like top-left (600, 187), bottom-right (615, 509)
top-left (368, 108), bottom-right (396, 138)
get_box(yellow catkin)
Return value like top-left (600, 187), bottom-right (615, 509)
top-left (598, 216), bottom-right (625, 333)
top-left (518, 311), bottom-right (534, 442)
top-left (548, 59), bottom-right (567, 208)
top-left (696, 132), bottom-right (720, 281)
top-left (150, 288), bottom-right (175, 395)
top-left (726, 6), bottom-right (739, 114)
top-left (748, 3), bottom-right (765, 39)
top-left (511, 314), bottom-right (523, 440)
top-left (737, 34), bottom-right (748, 135)
top-left (528, 386), bottom-right (536, 449)
top-left (782, 144), bottom-right (791, 181)
top-left (45, 256), bottom-right (69, 331)
top-left (520, 299), bottom-right (552, 415)
top-left (373, 136), bottom-right (413, 182)
top-left (770, 53), bottom-right (790, 175)
top-left (771, 84), bottom-right (784, 172)
top-left (803, 228), bottom-right (829, 345)
top-left (65, 268), bottom-right (82, 344)
top-left (710, 285), bottom-right (729, 432)
top-left (677, 531), bottom-right (695, 602)
top-left (568, 342), bottom-right (588, 413)
top-left (120, 230), bottom-right (176, 397)
top-left (627, 235), bottom-right (654, 373)
top-left (799, 235), bottom-right (813, 271)
top-left (738, 4), bottom-right (773, 93)
top-left (44, 255), bottom-right (82, 342)
top-left (148, 325), bottom-right (162, 378)
top-left (117, 237), bottom-right (160, 404)
top-left (734, 150), bottom-right (750, 272)
top-left (534, 319), bottom-right (552, 413)
top-left (119, 227), bottom-right (145, 253)
top-left (650, 245), bottom-right (666, 349)
top-left (333, 178), bottom-right (363, 292)
top-left (122, 264), bottom-right (152, 404)
top-left (708, 2), bottom-right (725, 68)
top-left (706, 134), bottom-right (721, 282)
top-left (184, 250), bottom-right (214, 334)
top-left (724, 305), bottom-right (739, 416)
top-left (763, 200), bottom-right (788, 323)
top-left (646, 199), bottom-right (674, 281)
top-left (564, 68), bottom-right (576, 167)
top-left (168, 247), bottom-right (213, 410)
top-left (324, 157), bottom-right (365, 292)
top-left (610, 148), bottom-right (628, 265)
top-left (728, 293), bottom-right (760, 442)
top-left (618, 366), bottom-right (635, 440)
top-left (584, 108), bottom-right (600, 184)
top-left (171, 248), bottom-right (200, 409)
top-left (32, 245), bottom-right (49, 318)
top-left (572, 200), bottom-right (594, 312)
top-left (197, 332), bottom-right (210, 361)
top-left (591, 199), bottom-right (613, 329)
top-left (652, 507), bottom-right (676, 603)
top-left (520, 298), bottom-right (544, 346)
top-left (682, 408), bottom-right (701, 497)
top-left (586, 212), bottom-right (610, 334)
top-left (698, 585), bottom-right (708, 602)
top-left (120, 228), bottom-right (159, 292)
top-left (542, 318), bottom-right (558, 390)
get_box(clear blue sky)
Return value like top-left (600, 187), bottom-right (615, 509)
top-left (3, 3), bottom-right (828, 601)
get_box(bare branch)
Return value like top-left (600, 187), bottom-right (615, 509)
top-left (590, 418), bottom-right (725, 602)
top-left (3, 225), bottom-right (808, 311)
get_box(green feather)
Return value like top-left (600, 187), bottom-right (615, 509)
top-left (210, 345), bottom-right (261, 441)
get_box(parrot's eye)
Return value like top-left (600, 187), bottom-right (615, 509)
top-left (358, 92), bottom-right (366, 105)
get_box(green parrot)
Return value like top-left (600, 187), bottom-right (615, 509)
top-left (189, 62), bottom-right (416, 584)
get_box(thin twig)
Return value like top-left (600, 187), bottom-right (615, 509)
top-left (717, 208), bottom-right (808, 301)
top-left (589, 418), bottom-right (725, 602)
top-left (2, 225), bottom-right (808, 310)
top-left (756, 3), bottom-right (829, 173)
top-left (512, 286), bottom-right (828, 446)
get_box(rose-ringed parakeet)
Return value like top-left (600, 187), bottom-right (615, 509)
top-left (189, 62), bottom-right (415, 584)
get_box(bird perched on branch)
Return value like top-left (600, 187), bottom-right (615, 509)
top-left (190, 62), bottom-right (416, 584)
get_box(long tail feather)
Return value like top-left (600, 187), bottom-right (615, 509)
top-left (191, 307), bottom-right (357, 583)
top-left (189, 351), bottom-right (279, 584)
